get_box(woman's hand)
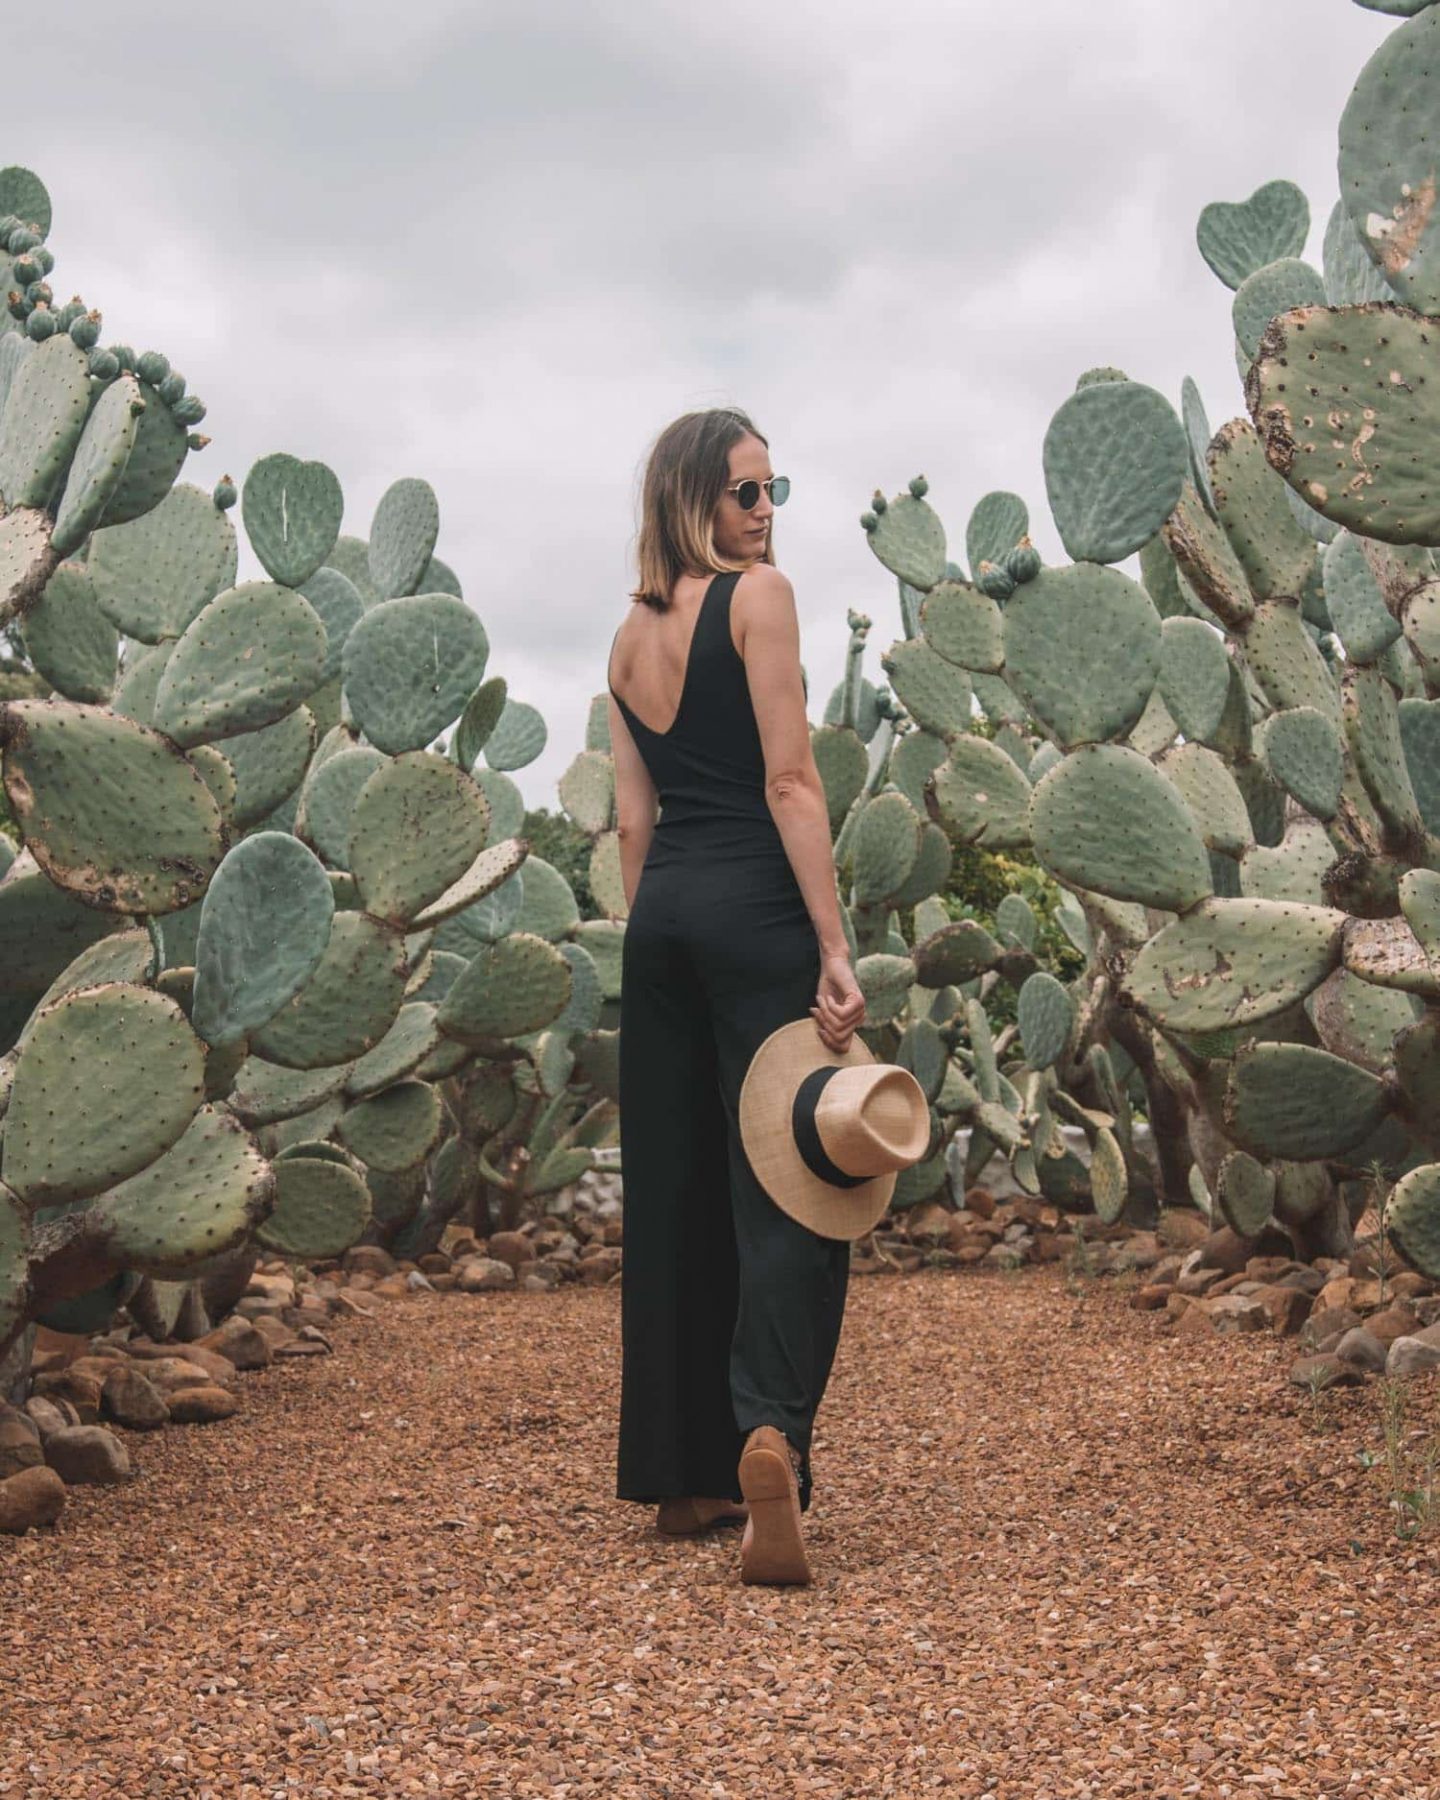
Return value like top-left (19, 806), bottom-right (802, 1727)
top-left (810, 950), bottom-right (866, 1055)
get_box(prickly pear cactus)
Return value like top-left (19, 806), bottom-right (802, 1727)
top-left (853, 6), bottom-right (1440, 1274)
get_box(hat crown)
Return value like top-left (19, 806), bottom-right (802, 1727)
top-left (814, 1065), bottom-right (930, 1178)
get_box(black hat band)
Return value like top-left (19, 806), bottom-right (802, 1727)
top-left (791, 1066), bottom-right (869, 1190)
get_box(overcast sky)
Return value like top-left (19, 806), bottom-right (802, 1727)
top-left (15, 0), bottom-right (1394, 809)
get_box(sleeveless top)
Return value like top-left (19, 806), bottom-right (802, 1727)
top-left (607, 570), bottom-right (785, 861)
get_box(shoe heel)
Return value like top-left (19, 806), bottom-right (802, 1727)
top-left (738, 1431), bottom-right (812, 1586)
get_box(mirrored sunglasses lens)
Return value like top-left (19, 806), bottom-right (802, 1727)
top-left (735, 479), bottom-right (760, 510)
top-left (770, 475), bottom-right (790, 507)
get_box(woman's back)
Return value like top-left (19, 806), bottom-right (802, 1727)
top-left (607, 569), bottom-right (776, 850)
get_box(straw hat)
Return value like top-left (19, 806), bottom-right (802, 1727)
top-left (738, 1018), bottom-right (932, 1240)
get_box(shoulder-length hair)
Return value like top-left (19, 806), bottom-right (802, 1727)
top-left (630, 407), bottom-right (776, 611)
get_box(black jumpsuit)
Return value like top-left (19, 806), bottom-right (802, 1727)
top-left (608, 569), bottom-right (851, 1515)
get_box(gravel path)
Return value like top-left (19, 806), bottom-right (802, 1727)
top-left (4, 1267), bottom-right (1439, 1799)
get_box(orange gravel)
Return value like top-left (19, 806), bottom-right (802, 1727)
top-left (3, 1266), bottom-right (1439, 1799)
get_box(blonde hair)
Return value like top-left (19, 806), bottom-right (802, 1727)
top-left (630, 407), bottom-right (776, 611)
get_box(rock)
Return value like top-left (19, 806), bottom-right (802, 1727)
top-left (405, 1270), bottom-right (436, 1293)
top-left (578, 1247), bottom-right (624, 1286)
top-left (370, 1272), bottom-right (413, 1299)
top-left (1302, 1306), bottom-right (1363, 1353)
top-left (22, 1396), bottom-right (75, 1443)
top-left (602, 1219), bottom-right (624, 1247)
top-left (249, 1314), bottom-right (296, 1349)
top-left (963, 1187), bottom-right (997, 1220)
top-left (332, 1290), bottom-right (378, 1318)
top-left (196, 1316), bottom-right (272, 1371)
top-left (1129, 1284), bottom-right (1172, 1311)
top-left (982, 1242), bottom-right (1023, 1272)
top-left (901, 1201), bottom-right (952, 1245)
top-left (1176, 1265), bottom-right (1228, 1297)
top-left (166, 1385), bottom-right (241, 1423)
top-left (1251, 1285), bottom-right (1313, 1335)
top-left (30, 1369), bottom-right (103, 1422)
top-left (235, 1294), bottom-right (289, 1321)
top-left (418, 1253), bottom-right (451, 1276)
top-left (139, 1357), bottom-right (221, 1396)
top-left (1197, 1294), bottom-right (1270, 1333)
top-left (292, 1292), bottom-right (332, 1329)
top-left (1313, 1275), bottom-right (1361, 1317)
top-left (486, 1230), bottom-right (536, 1274)
top-left (1177, 1303), bottom-right (1218, 1338)
top-left (1362, 1305), bottom-right (1422, 1348)
top-left (428, 1273), bottom-right (459, 1293)
top-left (0, 1405), bottom-right (42, 1477)
top-left (1196, 1228), bottom-right (1255, 1276)
top-left (456, 1257), bottom-right (517, 1294)
top-left (342, 1245), bottom-right (396, 1279)
top-left (245, 1271), bottom-right (297, 1308)
top-left (0, 1465), bottom-right (66, 1533)
top-left (1389, 1271), bottom-right (1434, 1301)
top-left (1289, 1353), bottom-right (1365, 1390)
top-left (1157, 1208), bottom-right (1210, 1251)
top-left (1385, 1335), bottom-right (1440, 1377)
top-left (1110, 1232), bottom-right (1162, 1272)
top-left (45, 1424), bottom-right (133, 1484)
top-left (1333, 1328), bottom-right (1388, 1372)
top-left (100, 1365), bottom-right (169, 1430)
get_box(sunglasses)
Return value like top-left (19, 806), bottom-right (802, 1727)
top-left (725, 475), bottom-right (790, 512)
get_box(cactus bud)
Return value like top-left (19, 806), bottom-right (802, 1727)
top-left (908, 474), bottom-right (929, 499)
top-left (860, 511), bottom-right (878, 532)
top-left (136, 349), bottom-right (170, 386)
top-left (23, 282), bottom-right (51, 311)
top-left (87, 346), bottom-right (120, 380)
top-left (24, 305), bottom-right (55, 341)
top-left (171, 394), bottom-right (206, 425)
top-left (214, 475), bottom-right (238, 510)
top-left (109, 344), bottom-right (136, 372)
top-left (5, 225), bottom-right (39, 255)
top-left (157, 371), bottom-right (186, 405)
top-left (1002, 539), bottom-right (1041, 585)
top-left (871, 489), bottom-right (888, 514)
top-left (186, 431), bottom-right (210, 451)
top-left (13, 255), bottom-right (41, 287)
top-left (0, 215), bottom-right (19, 239)
top-left (6, 289), bottom-right (27, 321)
top-left (34, 246), bottom-right (54, 276)
top-left (69, 310), bottom-right (101, 350)
top-left (977, 559), bottom-right (1016, 600)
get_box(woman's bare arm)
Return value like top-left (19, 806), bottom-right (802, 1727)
top-left (607, 695), bottom-right (658, 912)
top-left (734, 565), bottom-right (849, 956)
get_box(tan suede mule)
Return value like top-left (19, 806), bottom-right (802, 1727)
top-left (737, 1426), bottom-right (812, 1585)
top-left (654, 1496), bottom-right (749, 1536)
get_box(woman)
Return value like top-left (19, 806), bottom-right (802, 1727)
top-left (607, 406), bottom-right (865, 1585)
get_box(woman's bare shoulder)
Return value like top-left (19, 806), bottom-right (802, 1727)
top-left (735, 563), bottom-right (794, 603)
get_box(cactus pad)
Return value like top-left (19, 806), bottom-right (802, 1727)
top-left (342, 1002), bottom-right (439, 1098)
top-left (410, 837), bottom-right (529, 929)
top-left (437, 930), bottom-right (573, 1045)
top-left (242, 453), bottom-right (344, 587)
top-left (23, 561), bottom-right (118, 703)
top-left (192, 833), bottom-right (335, 1048)
top-left (1217, 1150), bottom-right (1276, 1237)
top-left (219, 706), bottom-right (316, 830)
top-left (1248, 304), bottom-right (1440, 546)
top-left (1042, 379), bottom-right (1189, 565)
top-left (297, 745), bottom-right (387, 868)
top-left (0, 332), bottom-right (90, 510)
top-left (49, 373), bottom-right (144, 557)
top-left (336, 1079), bottom-right (442, 1172)
top-left (1231, 258), bottom-right (1327, 360)
top-left (1258, 707), bottom-right (1345, 820)
top-left (1197, 180), bottom-right (1309, 290)
top-left (929, 736), bottom-right (1034, 850)
top-left (3, 982), bottom-right (205, 1204)
top-left (1124, 898), bottom-right (1346, 1033)
top-left (342, 593), bottom-right (489, 755)
top-left (920, 580), bottom-right (1004, 675)
top-left (96, 1104), bottom-right (271, 1276)
top-left (226, 1055), bottom-right (352, 1128)
top-left (153, 581), bottom-right (327, 747)
top-left (87, 481), bottom-right (238, 644)
top-left (349, 752), bottom-right (490, 925)
top-left (1224, 1042), bottom-right (1389, 1159)
top-left (1338, 9), bottom-right (1440, 314)
top-left (1157, 616), bottom-right (1232, 746)
top-left (1017, 972), bottom-right (1073, 1070)
top-left (368, 477), bottom-right (440, 600)
top-left (1030, 745), bottom-right (1213, 913)
top-left (0, 698), bottom-right (225, 913)
top-left (1003, 563), bottom-right (1161, 746)
top-left (255, 1154), bottom-right (370, 1259)
top-left (248, 911), bottom-right (408, 1070)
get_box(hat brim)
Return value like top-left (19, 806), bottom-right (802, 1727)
top-left (738, 1018), bottom-right (897, 1241)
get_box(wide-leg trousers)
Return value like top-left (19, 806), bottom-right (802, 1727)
top-left (615, 842), bottom-right (851, 1514)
